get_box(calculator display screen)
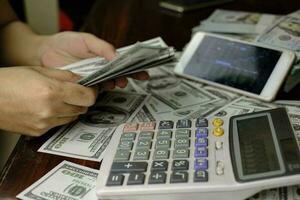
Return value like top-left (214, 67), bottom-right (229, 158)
top-left (236, 116), bottom-right (280, 176)
top-left (183, 36), bottom-right (282, 94)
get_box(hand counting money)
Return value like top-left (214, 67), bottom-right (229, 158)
top-left (78, 42), bottom-right (175, 87)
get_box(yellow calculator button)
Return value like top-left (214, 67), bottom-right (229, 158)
top-left (212, 118), bottom-right (224, 127)
top-left (213, 127), bottom-right (224, 137)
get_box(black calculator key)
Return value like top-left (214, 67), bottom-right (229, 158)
top-left (106, 174), bottom-right (124, 186)
top-left (159, 121), bottom-right (174, 129)
top-left (148, 172), bottom-right (166, 184)
top-left (127, 173), bottom-right (145, 185)
top-left (176, 119), bottom-right (191, 128)
top-left (194, 170), bottom-right (208, 182)
top-left (196, 118), bottom-right (208, 127)
top-left (170, 171), bottom-right (188, 183)
top-left (172, 160), bottom-right (189, 170)
top-left (111, 162), bottom-right (148, 173)
top-left (151, 161), bottom-right (168, 171)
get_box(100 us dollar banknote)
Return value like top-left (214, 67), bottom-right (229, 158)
top-left (17, 161), bottom-right (98, 200)
top-left (38, 91), bottom-right (148, 161)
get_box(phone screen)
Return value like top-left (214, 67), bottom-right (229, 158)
top-left (183, 36), bottom-right (282, 94)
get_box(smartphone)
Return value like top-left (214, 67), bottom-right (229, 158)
top-left (174, 32), bottom-right (295, 101)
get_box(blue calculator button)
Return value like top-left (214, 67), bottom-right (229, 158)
top-left (194, 159), bottom-right (208, 170)
top-left (195, 138), bottom-right (208, 147)
top-left (194, 147), bottom-right (208, 158)
top-left (195, 128), bottom-right (208, 138)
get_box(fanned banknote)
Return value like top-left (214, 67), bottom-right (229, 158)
top-left (17, 161), bottom-right (98, 200)
top-left (38, 91), bottom-right (149, 161)
top-left (130, 63), bottom-right (222, 121)
top-left (78, 43), bottom-right (175, 87)
top-left (60, 37), bottom-right (168, 76)
top-left (193, 9), bottom-right (280, 34)
top-left (257, 10), bottom-right (300, 52)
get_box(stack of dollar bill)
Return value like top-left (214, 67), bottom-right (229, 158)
top-left (18, 35), bottom-right (300, 200)
top-left (78, 43), bottom-right (175, 87)
top-left (192, 9), bottom-right (300, 92)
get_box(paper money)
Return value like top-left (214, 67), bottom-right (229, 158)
top-left (17, 161), bottom-right (98, 200)
top-left (247, 186), bottom-right (300, 200)
top-left (231, 96), bottom-right (276, 112)
top-left (274, 100), bottom-right (300, 141)
top-left (38, 91), bottom-right (148, 161)
top-left (193, 9), bottom-right (280, 34)
top-left (131, 66), bottom-right (218, 110)
top-left (257, 10), bottom-right (300, 51)
top-left (60, 37), bottom-right (168, 76)
top-left (78, 43), bottom-right (175, 87)
top-left (283, 62), bottom-right (300, 92)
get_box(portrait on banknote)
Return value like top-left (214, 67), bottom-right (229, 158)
top-left (81, 106), bottom-right (130, 127)
top-left (146, 74), bottom-right (180, 90)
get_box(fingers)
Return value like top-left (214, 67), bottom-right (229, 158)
top-left (54, 104), bottom-right (88, 117)
top-left (115, 76), bottom-right (128, 88)
top-left (34, 67), bottom-right (81, 83)
top-left (130, 71), bottom-right (150, 80)
top-left (82, 33), bottom-right (117, 61)
top-left (48, 116), bottom-right (79, 128)
top-left (60, 81), bottom-right (98, 106)
top-left (100, 80), bottom-right (115, 91)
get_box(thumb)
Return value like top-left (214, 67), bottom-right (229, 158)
top-left (33, 66), bottom-right (81, 82)
top-left (82, 33), bottom-right (117, 61)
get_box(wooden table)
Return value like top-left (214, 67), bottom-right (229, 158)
top-left (1, 0), bottom-right (299, 198)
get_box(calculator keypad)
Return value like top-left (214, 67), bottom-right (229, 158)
top-left (107, 117), bottom-right (226, 186)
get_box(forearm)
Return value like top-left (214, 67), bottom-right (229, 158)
top-left (0, 0), bottom-right (51, 66)
top-left (0, 21), bottom-right (49, 66)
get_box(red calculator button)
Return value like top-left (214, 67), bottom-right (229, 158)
top-left (140, 122), bottom-right (156, 131)
top-left (123, 123), bottom-right (139, 132)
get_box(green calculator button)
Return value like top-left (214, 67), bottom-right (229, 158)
top-left (151, 161), bottom-right (168, 171)
top-left (149, 172), bottom-right (166, 184)
top-left (174, 138), bottom-right (190, 148)
top-left (170, 171), bottom-right (188, 183)
top-left (139, 131), bottom-right (154, 140)
top-left (120, 132), bottom-right (136, 141)
top-left (133, 149), bottom-right (150, 160)
top-left (127, 173), bottom-right (145, 185)
top-left (114, 150), bottom-right (131, 161)
top-left (175, 129), bottom-right (190, 138)
top-left (106, 174), bottom-right (124, 186)
top-left (172, 160), bottom-right (189, 170)
top-left (156, 139), bottom-right (171, 148)
top-left (173, 148), bottom-right (189, 158)
top-left (157, 130), bottom-right (172, 139)
top-left (118, 140), bottom-right (133, 150)
top-left (154, 149), bottom-right (170, 159)
top-left (136, 140), bottom-right (152, 149)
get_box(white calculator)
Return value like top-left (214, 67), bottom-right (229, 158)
top-left (96, 108), bottom-right (300, 200)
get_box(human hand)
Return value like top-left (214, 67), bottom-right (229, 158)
top-left (39, 31), bottom-right (149, 89)
top-left (0, 66), bottom-right (97, 136)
